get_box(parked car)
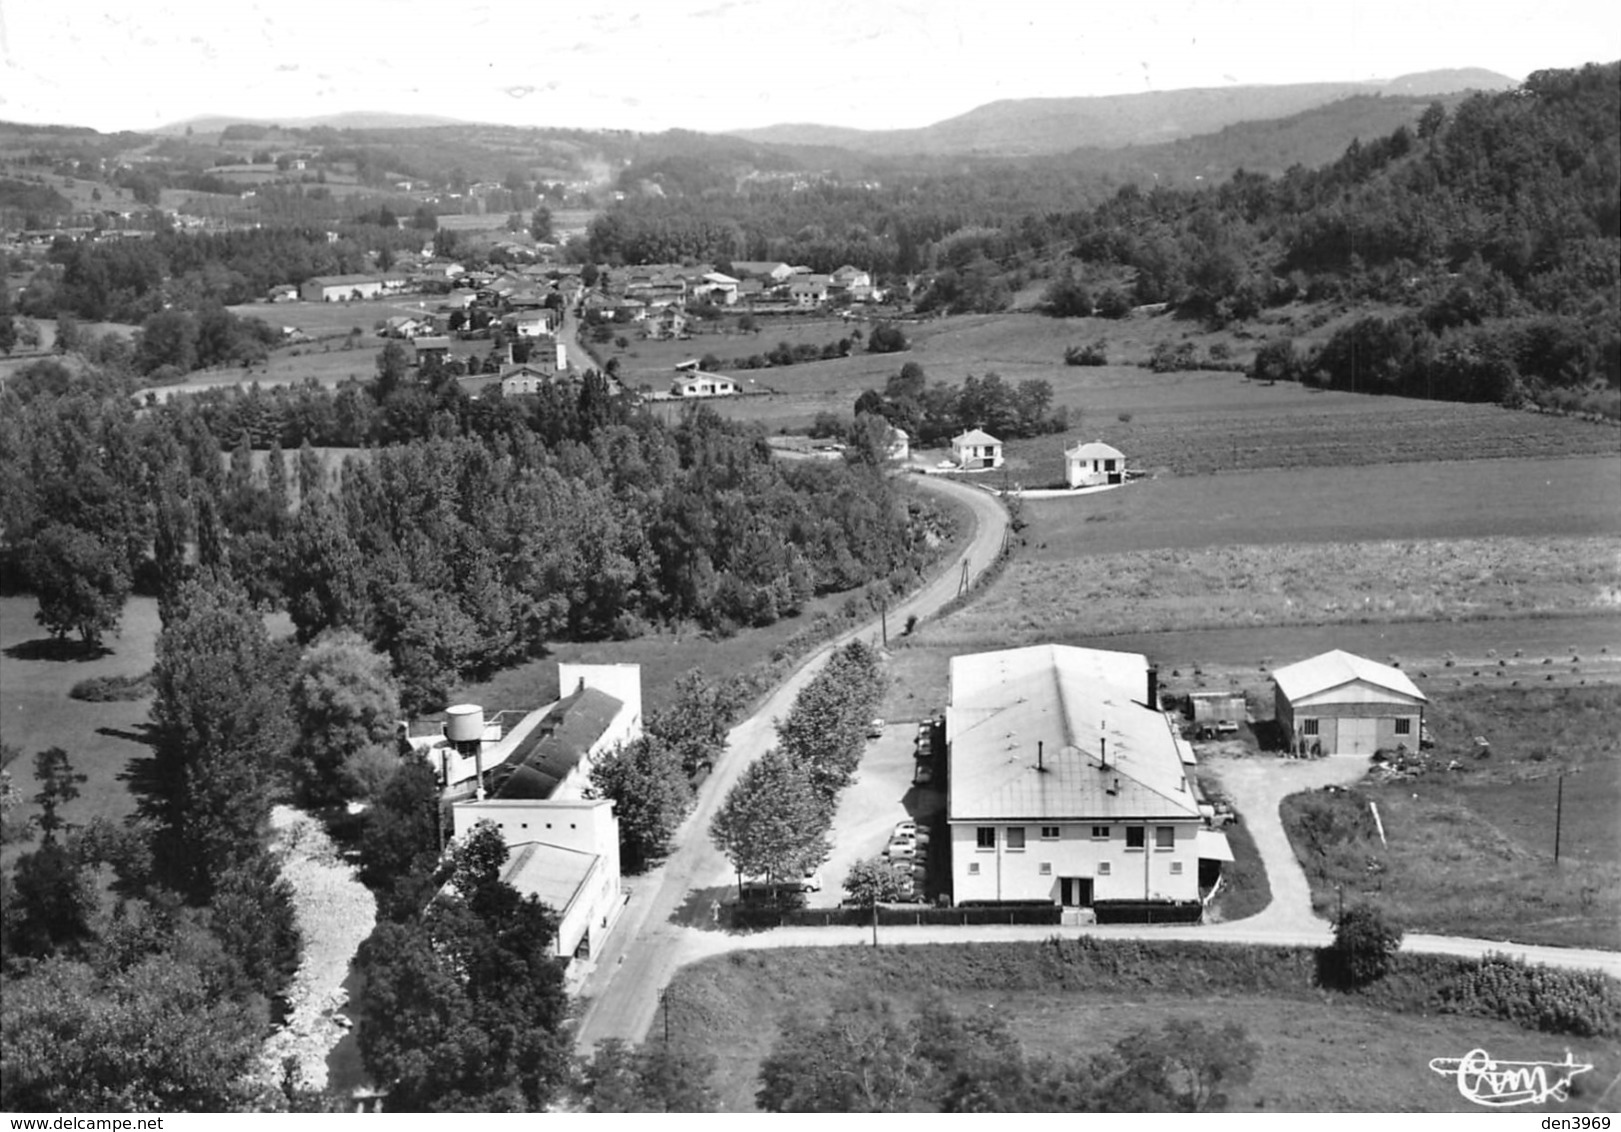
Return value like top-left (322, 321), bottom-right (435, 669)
top-left (884, 841), bottom-right (919, 860)
top-left (866, 718), bottom-right (886, 739)
top-left (893, 820), bottom-right (927, 841)
top-left (913, 763), bottom-right (935, 786)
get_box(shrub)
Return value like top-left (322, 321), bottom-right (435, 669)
top-left (69, 672), bottom-right (152, 702)
top-left (1325, 902), bottom-right (1403, 987)
top-left (1064, 340), bottom-right (1108, 366)
top-left (1436, 953), bottom-right (1621, 1038)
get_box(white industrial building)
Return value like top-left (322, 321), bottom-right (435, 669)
top-left (947, 645), bottom-right (1230, 916)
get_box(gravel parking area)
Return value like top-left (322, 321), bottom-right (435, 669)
top-left (808, 720), bottom-right (946, 908)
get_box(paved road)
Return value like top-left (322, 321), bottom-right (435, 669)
top-left (572, 474), bottom-right (1010, 1050)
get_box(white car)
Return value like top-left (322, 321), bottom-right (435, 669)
top-left (893, 820), bottom-right (929, 842)
top-left (884, 841), bottom-right (919, 860)
top-left (866, 718), bottom-right (886, 739)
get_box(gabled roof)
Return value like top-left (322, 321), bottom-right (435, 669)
top-left (1066, 440), bottom-right (1123, 460)
top-left (948, 645), bottom-right (1198, 823)
top-left (1272, 650), bottom-right (1427, 704)
top-left (490, 686), bottom-right (623, 799)
top-left (952, 429), bottom-right (1001, 447)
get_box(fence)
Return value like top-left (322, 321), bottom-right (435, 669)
top-left (729, 903), bottom-right (1063, 930)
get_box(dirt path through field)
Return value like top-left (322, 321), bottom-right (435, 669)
top-left (1199, 752), bottom-right (1370, 936)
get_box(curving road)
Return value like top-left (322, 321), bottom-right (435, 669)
top-left (573, 474), bottom-right (1010, 1050)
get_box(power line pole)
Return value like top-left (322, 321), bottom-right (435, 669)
top-left (1554, 772), bottom-right (1564, 864)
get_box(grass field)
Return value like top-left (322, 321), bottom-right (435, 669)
top-left (640, 311), bottom-right (1619, 467)
top-left (663, 944), bottom-right (1621, 1112)
top-left (0, 596), bottom-right (163, 864)
top-left (1282, 685), bottom-right (1621, 950)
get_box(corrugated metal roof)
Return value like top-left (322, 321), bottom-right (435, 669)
top-left (1272, 650), bottom-right (1426, 703)
top-left (948, 645), bottom-right (1198, 822)
top-left (490, 687), bottom-right (622, 800)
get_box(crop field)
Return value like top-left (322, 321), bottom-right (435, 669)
top-left (933, 533), bottom-right (1620, 648)
top-left (663, 944), bottom-right (1620, 1113)
top-left (1282, 686), bottom-right (1621, 949)
top-left (1018, 456), bottom-right (1621, 555)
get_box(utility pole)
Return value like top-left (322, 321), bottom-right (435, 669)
top-left (660, 987), bottom-right (670, 1043)
top-left (881, 598), bottom-right (888, 648)
top-left (1554, 772), bottom-right (1564, 864)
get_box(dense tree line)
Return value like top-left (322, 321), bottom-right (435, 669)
top-left (710, 640), bottom-right (884, 890)
top-left (1, 357), bottom-right (948, 715)
top-left (854, 361), bottom-right (1069, 446)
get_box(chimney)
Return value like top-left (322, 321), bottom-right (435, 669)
top-left (1100, 732), bottom-right (1107, 768)
top-left (1147, 666), bottom-right (1159, 710)
top-left (1037, 740), bottom-right (1045, 771)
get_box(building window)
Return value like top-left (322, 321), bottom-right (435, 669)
top-left (1041, 826), bottom-right (1060, 840)
top-left (1039, 862), bottom-right (1052, 875)
top-left (1125, 827), bottom-right (1145, 850)
top-left (1303, 718), bottom-right (1319, 736)
top-left (1091, 825), bottom-right (1110, 839)
top-left (1006, 827), bottom-right (1026, 851)
top-left (1155, 826), bottom-right (1175, 849)
top-left (1170, 861), bottom-right (1184, 875)
top-left (1395, 718), bottom-right (1412, 735)
top-left (1097, 862), bottom-right (1112, 876)
top-left (968, 862), bottom-right (980, 876)
top-left (976, 827), bottom-right (995, 850)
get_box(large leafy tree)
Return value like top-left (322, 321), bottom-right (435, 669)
top-left (354, 822), bottom-right (570, 1110)
top-left (0, 954), bottom-right (267, 1112)
top-left (842, 857), bottom-right (908, 946)
top-left (645, 668), bottom-right (738, 778)
top-left (709, 748), bottom-right (826, 885)
top-left (588, 736), bottom-right (692, 872)
top-left (580, 1038), bottom-right (719, 1112)
top-left (145, 574), bottom-right (295, 901)
top-left (290, 628), bottom-right (401, 805)
top-left (26, 523), bottom-right (130, 647)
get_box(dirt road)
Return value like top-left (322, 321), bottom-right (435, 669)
top-left (572, 474), bottom-right (1009, 1050)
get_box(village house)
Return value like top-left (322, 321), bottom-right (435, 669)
top-left (645, 306), bottom-right (690, 341)
top-left (788, 274), bottom-right (831, 307)
top-left (729, 260), bottom-right (794, 285)
top-left (411, 336), bottom-right (452, 365)
top-left (505, 309), bottom-right (558, 339)
top-left (951, 429), bottom-right (1003, 470)
top-left (1065, 440), bottom-right (1126, 487)
top-left (1271, 650), bottom-right (1428, 756)
top-left (946, 645), bottom-right (1230, 919)
top-left (671, 370), bottom-right (740, 397)
top-left (690, 271), bottom-right (740, 306)
top-left (300, 273), bottom-right (408, 302)
top-left (886, 426), bottom-right (911, 462)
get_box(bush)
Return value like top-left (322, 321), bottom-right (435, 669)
top-left (1064, 340), bottom-right (1108, 366)
top-left (866, 322), bottom-right (908, 354)
top-left (1436, 953), bottom-right (1621, 1038)
top-left (1325, 902), bottom-right (1403, 987)
top-left (69, 672), bottom-right (152, 702)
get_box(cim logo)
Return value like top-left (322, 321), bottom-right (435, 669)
top-left (1428, 1048), bottom-right (1594, 1108)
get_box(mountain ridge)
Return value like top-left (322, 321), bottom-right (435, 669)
top-left (727, 69), bottom-right (1518, 156)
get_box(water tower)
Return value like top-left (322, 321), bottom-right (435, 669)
top-left (445, 703), bottom-right (486, 799)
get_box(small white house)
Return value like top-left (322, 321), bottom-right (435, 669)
top-left (1065, 440), bottom-right (1126, 488)
top-left (951, 429), bottom-right (1003, 470)
top-left (886, 426), bottom-right (911, 463)
top-left (672, 371), bottom-right (739, 397)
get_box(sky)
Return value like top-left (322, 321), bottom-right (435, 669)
top-left (0, 0), bottom-right (1614, 134)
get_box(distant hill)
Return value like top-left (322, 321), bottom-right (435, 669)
top-left (154, 111), bottom-right (468, 135)
top-left (729, 70), bottom-right (1518, 156)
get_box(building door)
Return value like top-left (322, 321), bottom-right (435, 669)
top-left (1339, 717), bottom-right (1378, 755)
top-left (1060, 878), bottom-right (1094, 907)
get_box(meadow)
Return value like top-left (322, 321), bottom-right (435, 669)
top-left (1282, 685), bottom-right (1621, 949)
top-left (663, 942), bottom-right (1621, 1113)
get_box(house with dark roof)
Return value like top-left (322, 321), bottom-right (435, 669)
top-left (947, 645), bottom-right (1228, 917)
top-left (406, 662), bottom-right (642, 963)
